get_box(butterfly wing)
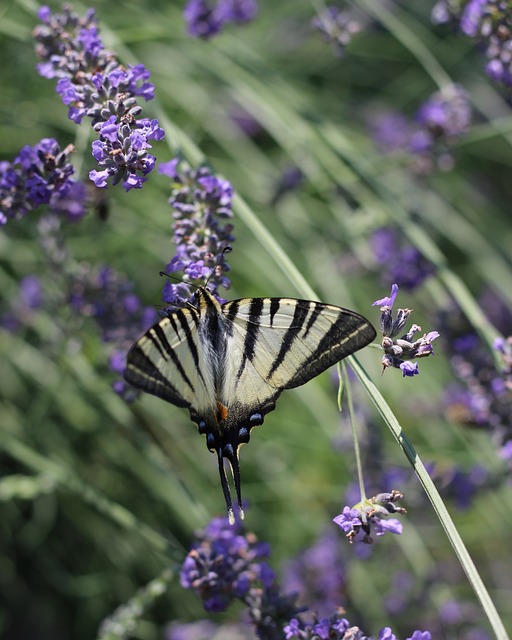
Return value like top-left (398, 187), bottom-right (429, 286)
top-left (124, 306), bottom-right (215, 413)
top-left (220, 296), bottom-right (376, 430)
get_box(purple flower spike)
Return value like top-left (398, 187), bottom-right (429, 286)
top-left (34, 6), bottom-right (163, 191)
top-left (368, 84), bottom-right (471, 174)
top-left (371, 228), bottom-right (434, 291)
top-left (184, 0), bottom-right (258, 39)
top-left (179, 513), bottom-right (301, 639)
top-left (159, 158), bottom-right (235, 308)
top-left (334, 490), bottom-right (406, 544)
top-left (0, 138), bottom-right (87, 223)
top-left (312, 5), bottom-right (362, 57)
top-left (372, 285), bottom-right (439, 377)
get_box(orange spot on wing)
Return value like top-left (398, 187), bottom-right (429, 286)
top-left (216, 401), bottom-right (229, 422)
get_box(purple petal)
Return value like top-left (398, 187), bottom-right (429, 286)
top-left (400, 361), bottom-right (419, 377)
top-left (372, 283), bottom-right (399, 308)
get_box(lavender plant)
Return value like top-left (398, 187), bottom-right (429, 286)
top-left (433, 0), bottom-right (512, 88)
top-left (368, 84), bottom-right (471, 173)
top-left (1, 2), bottom-right (511, 640)
top-left (184, 0), bottom-right (258, 39)
top-left (33, 5), bottom-right (164, 190)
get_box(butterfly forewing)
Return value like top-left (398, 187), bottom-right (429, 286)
top-left (124, 305), bottom-right (215, 412)
top-left (222, 297), bottom-right (376, 391)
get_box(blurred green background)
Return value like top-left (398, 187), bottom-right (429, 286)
top-left (1, 0), bottom-right (512, 638)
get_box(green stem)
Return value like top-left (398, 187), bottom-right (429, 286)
top-left (339, 362), bottom-right (367, 502)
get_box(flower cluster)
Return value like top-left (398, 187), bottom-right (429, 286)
top-left (440, 298), bottom-right (512, 468)
top-left (282, 530), bottom-right (346, 617)
top-left (68, 264), bottom-right (157, 397)
top-left (159, 158), bottom-right (235, 307)
top-left (368, 84), bottom-right (471, 174)
top-left (1, 276), bottom-right (44, 332)
top-left (180, 514), bottom-right (303, 639)
top-left (373, 284), bottom-right (440, 377)
top-left (371, 228), bottom-right (434, 292)
top-left (285, 616), bottom-right (432, 640)
top-left (494, 335), bottom-right (512, 389)
top-left (184, 0), bottom-right (258, 39)
top-left (178, 513), bottom-right (432, 640)
top-left (333, 490), bottom-right (406, 544)
top-left (433, 0), bottom-right (512, 88)
top-left (0, 138), bottom-right (86, 224)
top-left (180, 515), bottom-right (275, 612)
top-left (34, 5), bottom-right (164, 190)
top-left (271, 166), bottom-right (304, 206)
top-left (311, 6), bottom-right (361, 57)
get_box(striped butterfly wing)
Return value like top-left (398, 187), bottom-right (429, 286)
top-left (124, 305), bottom-right (215, 413)
top-left (216, 296), bottom-right (375, 520)
top-left (221, 296), bottom-right (376, 415)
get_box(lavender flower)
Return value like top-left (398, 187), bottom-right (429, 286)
top-left (440, 300), bottom-right (512, 469)
top-left (372, 284), bottom-right (440, 376)
top-left (180, 514), bottom-right (274, 612)
top-left (180, 514), bottom-right (302, 638)
top-left (34, 5), bottom-right (164, 191)
top-left (462, 1), bottom-right (512, 87)
top-left (159, 158), bottom-right (235, 307)
top-left (166, 620), bottom-right (248, 640)
top-left (368, 85), bottom-right (471, 174)
top-left (283, 612), bottom-right (430, 640)
top-left (494, 336), bottom-right (512, 390)
top-left (311, 6), bottom-right (361, 57)
top-left (368, 112), bottom-right (411, 155)
top-left (433, 464), bottom-right (488, 510)
top-left (0, 138), bottom-right (86, 224)
top-left (1, 276), bottom-right (44, 331)
top-left (432, 1), bottom-right (512, 88)
top-left (333, 490), bottom-right (406, 544)
top-left (371, 228), bottom-right (434, 291)
top-left (413, 84), bottom-right (471, 148)
top-left (283, 611), bottom-right (351, 639)
top-left (178, 517), bottom-right (437, 639)
top-left (431, 0), bottom-right (464, 25)
top-left (271, 166), bottom-right (304, 206)
top-left (184, 0), bottom-right (258, 39)
top-left (282, 530), bottom-right (346, 617)
top-left (68, 264), bottom-right (157, 397)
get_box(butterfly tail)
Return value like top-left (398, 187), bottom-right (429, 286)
top-left (228, 449), bottom-right (245, 523)
top-left (217, 448), bottom-right (236, 525)
top-left (216, 446), bottom-right (245, 525)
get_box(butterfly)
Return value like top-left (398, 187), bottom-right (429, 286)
top-left (124, 287), bottom-right (376, 523)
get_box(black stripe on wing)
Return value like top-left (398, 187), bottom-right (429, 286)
top-left (266, 300), bottom-right (311, 380)
top-left (281, 306), bottom-right (376, 389)
top-left (124, 343), bottom-right (191, 407)
top-left (124, 307), bottom-right (206, 408)
top-left (151, 322), bottom-right (195, 393)
top-left (235, 297), bottom-right (264, 378)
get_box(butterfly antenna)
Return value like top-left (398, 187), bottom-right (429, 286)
top-left (217, 448), bottom-right (235, 525)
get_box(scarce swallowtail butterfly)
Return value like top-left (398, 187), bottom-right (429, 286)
top-left (124, 287), bottom-right (376, 524)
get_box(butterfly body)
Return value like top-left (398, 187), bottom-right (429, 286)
top-left (124, 287), bottom-right (376, 523)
